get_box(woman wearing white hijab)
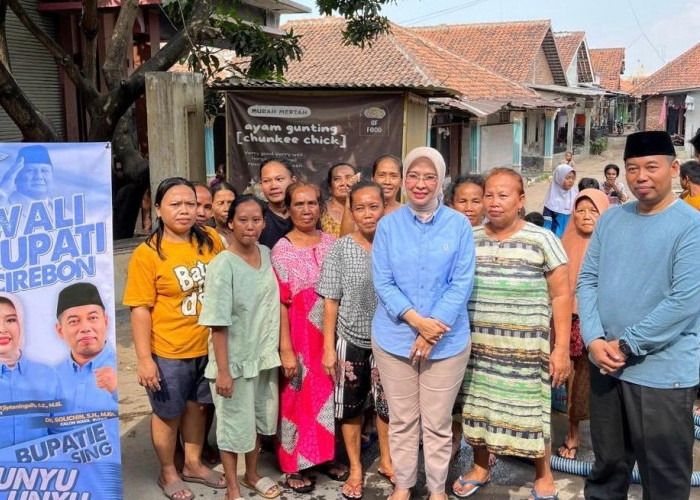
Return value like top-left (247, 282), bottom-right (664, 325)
top-left (543, 164), bottom-right (578, 238)
top-left (371, 147), bottom-right (476, 500)
top-left (0, 293), bottom-right (63, 447)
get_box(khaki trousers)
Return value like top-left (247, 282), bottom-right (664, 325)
top-left (372, 338), bottom-right (470, 493)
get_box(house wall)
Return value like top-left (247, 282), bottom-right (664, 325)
top-left (644, 96), bottom-right (666, 131)
top-left (684, 90), bottom-right (700, 157)
top-left (460, 126), bottom-right (471, 174)
top-left (523, 110), bottom-right (543, 155)
top-left (532, 47), bottom-right (555, 85)
top-left (566, 55), bottom-right (578, 86)
top-left (480, 123), bottom-right (514, 172)
top-left (0, 0), bottom-right (65, 141)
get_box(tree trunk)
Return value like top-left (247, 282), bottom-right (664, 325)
top-left (111, 108), bottom-right (149, 239)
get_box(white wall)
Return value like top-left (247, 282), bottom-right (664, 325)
top-left (481, 123), bottom-right (514, 172)
top-left (566, 54), bottom-right (578, 86)
top-left (685, 90), bottom-right (700, 157)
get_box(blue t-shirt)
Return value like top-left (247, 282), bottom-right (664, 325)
top-left (372, 204), bottom-right (475, 360)
top-left (0, 357), bottom-right (63, 448)
top-left (577, 200), bottom-right (700, 389)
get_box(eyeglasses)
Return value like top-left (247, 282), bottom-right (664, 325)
top-left (405, 172), bottom-right (439, 184)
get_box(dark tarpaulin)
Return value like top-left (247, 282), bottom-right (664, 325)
top-left (226, 92), bottom-right (404, 192)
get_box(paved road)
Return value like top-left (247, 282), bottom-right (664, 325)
top-left (118, 135), bottom-right (697, 499)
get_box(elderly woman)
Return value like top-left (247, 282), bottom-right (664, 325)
top-left (455, 168), bottom-right (571, 500)
top-left (556, 190), bottom-right (609, 461)
top-left (0, 293), bottom-right (63, 447)
top-left (271, 182), bottom-right (346, 493)
top-left (372, 147), bottom-right (475, 500)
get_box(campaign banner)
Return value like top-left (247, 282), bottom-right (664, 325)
top-left (0, 143), bottom-right (121, 499)
top-left (226, 92), bottom-right (404, 192)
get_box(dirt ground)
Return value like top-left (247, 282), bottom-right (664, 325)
top-left (115, 135), bottom-right (696, 499)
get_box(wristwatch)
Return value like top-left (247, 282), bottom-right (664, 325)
top-left (618, 339), bottom-right (632, 357)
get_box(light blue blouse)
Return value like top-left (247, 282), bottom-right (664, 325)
top-left (372, 204), bottom-right (475, 359)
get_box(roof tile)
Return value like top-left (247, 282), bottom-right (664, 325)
top-left (630, 41), bottom-right (700, 95)
top-left (589, 48), bottom-right (625, 91)
top-left (278, 17), bottom-right (537, 100)
top-left (412, 20), bottom-right (567, 86)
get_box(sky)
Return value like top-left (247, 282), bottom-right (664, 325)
top-left (282, 0), bottom-right (700, 78)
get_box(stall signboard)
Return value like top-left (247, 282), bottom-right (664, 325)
top-left (227, 92), bottom-right (404, 191)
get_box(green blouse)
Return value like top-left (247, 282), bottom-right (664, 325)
top-left (199, 246), bottom-right (281, 379)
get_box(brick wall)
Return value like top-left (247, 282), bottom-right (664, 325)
top-left (644, 96), bottom-right (665, 131)
top-left (532, 47), bottom-right (555, 85)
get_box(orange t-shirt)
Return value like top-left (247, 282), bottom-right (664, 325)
top-left (123, 226), bottom-right (224, 359)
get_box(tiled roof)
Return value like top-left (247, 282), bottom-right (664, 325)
top-left (589, 48), bottom-right (625, 91)
top-left (413, 20), bottom-right (568, 86)
top-left (554, 31), bottom-right (585, 70)
top-left (630, 40), bottom-right (700, 95)
top-left (554, 31), bottom-right (594, 83)
top-left (272, 17), bottom-right (537, 100)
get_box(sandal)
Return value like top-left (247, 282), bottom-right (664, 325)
top-left (556, 441), bottom-right (578, 460)
top-left (377, 468), bottom-right (396, 486)
top-left (284, 473), bottom-right (315, 494)
top-left (342, 479), bottom-right (364, 499)
top-left (241, 476), bottom-right (280, 499)
top-left (529, 487), bottom-right (559, 500)
top-left (317, 461), bottom-right (349, 481)
top-left (157, 477), bottom-right (194, 500)
top-left (181, 469), bottom-right (226, 489)
top-left (452, 475), bottom-right (491, 498)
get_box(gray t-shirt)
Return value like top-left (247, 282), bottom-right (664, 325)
top-left (316, 235), bottom-right (377, 349)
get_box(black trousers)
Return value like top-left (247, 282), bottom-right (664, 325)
top-left (584, 363), bottom-right (695, 500)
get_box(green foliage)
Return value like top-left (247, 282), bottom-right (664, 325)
top-left (167, 0), bottom-right (388, 83)
top-left (590, 137), bottom-right (608, 156)
top-left (317, 0), bottom-right (394, 47)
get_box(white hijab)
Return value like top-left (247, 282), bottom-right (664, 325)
top-left (544, 164), bottom-right (578, 214)
top-left (0, 293), bottom-right (24, 368)
top-left (403, 147), bottom-right (446, 222)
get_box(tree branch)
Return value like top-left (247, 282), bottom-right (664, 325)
top-left (0, 60), bottom-right (58, 140)
top-left (6, 0), bottom-right (98, 101)
top-left (102, 0), bottom-right (138, 89)
top-left (81, 0), bottom-right (99, 86)
top-left (88, 0), bottom-right (216, 140)
top-left (0, 0), bottom-right (10, 69)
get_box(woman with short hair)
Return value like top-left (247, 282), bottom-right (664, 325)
top-left (455, 168), bottom-right (571, 500)
top-left (271, 182), bottom-right (346, 493)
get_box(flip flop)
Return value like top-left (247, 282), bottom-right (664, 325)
top-left (241, 476), bottom-right (281, 499)
top-left (377, 468), bottom-right (396, 486)
top-left (181, 469), bottom-right (226, 489)
top-left (342, 479), bottom-right (364, 500)
top-left (317, 461), bottom-right (350, 481)
top-left (284, 473), bottom-right (315, 494)
top-left (452, 475), bottom-right (491, 498)
top-left (157, 477), bottom-right (194, 500)
top-left (555, 442), bottom-right (578, 460)
top-left (529, 487), bottom-right (559, 500)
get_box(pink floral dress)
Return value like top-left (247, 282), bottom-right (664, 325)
top-left (271, 232), bottom-right (336, 473)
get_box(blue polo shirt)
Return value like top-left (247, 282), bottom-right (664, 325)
top-left (372, 204), bottom-right (475, 359)
top-left (0, 357), bottom-right (63, 448)
top-left (55, 343), bottom-right (118, 413)
top-left (578, 201), bottom-right (700, 389)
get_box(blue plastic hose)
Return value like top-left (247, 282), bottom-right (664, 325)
top-left (549, 456), bottom-right (700, 486)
